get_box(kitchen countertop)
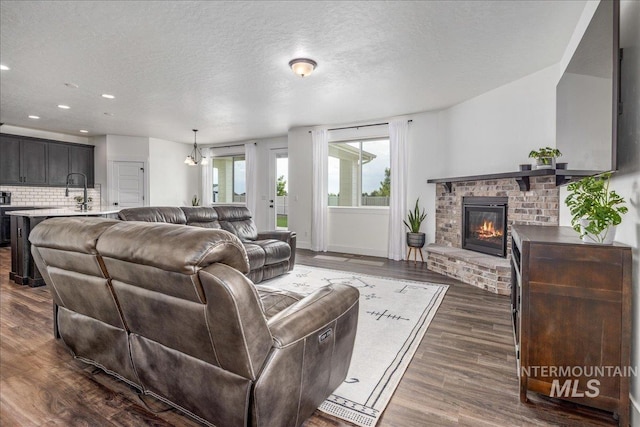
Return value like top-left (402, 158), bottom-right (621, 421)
top-left (6, 207), bottom-right (121, 217)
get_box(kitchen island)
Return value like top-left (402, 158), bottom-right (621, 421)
top-left (8, 208), bottom-right (120, 287)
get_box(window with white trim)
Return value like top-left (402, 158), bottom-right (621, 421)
top-left (328, 138), bottom-right (390, 207)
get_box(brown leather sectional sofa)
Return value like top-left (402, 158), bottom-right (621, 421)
top-left (30, 217), bottom-right (359, 427)
top-left (117, 206), bottom-right (295, 283)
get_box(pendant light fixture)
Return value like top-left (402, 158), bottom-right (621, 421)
top-left (289, 58), bottom-right (317, 77)
top-left (184, 129), bottom-right (208, 166)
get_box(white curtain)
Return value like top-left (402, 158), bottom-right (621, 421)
top-left (201, 147), bottom-right (214, 206)
top-left (244, 142), bottom-right (258, 215)
top-left (388, 120), bottom-right (409, 260)
top-left (311, 129), bottom-right (328, 252)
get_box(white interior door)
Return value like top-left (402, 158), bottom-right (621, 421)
top-left (112, 161), bottom-right (145, 207)
top-left (268, 149), bottom-right (288, 230)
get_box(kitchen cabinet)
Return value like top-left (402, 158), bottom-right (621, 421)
top-left (0, 134), bottom-right (47, 185)
top-left (47, 142), bottom-right (95, 187)
top-left (69, 144), bottom-right (94, 187)
top-left (0, 133), bottom-right (94, 188)
top-left (47, 143), bottom-right (70, 186)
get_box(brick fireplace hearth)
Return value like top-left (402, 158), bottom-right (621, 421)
top-left (426, 175), bottom-right (559, 295)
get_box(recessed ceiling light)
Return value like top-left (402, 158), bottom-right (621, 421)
top-left (64, 82), bottom-right (79, 88)
top-left (28, 115), bottom-right (40, 119)
top-left (0, 65), bottom-right (9, 71)
top-left (101, 94), bottom-right (115, 99)
top-left (79, 129), bottom-right (89, 133)
top-left (58, 104), bottom-right (70, 109)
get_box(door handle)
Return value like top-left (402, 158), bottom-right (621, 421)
top-left (114, 202), bottom-right (119, 206)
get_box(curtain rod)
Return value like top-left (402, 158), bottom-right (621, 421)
top-left (208, 142), bottom-right (256, 149)
top-left (308, 119), bottom-right (412, 133)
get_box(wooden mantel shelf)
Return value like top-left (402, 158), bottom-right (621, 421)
top-left (427, 169), bottom-right (602, 192)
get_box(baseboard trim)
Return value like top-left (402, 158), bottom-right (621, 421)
top-left (327, 244), bottom-right (387, 258)
top-left (297, 240), bottom-right (311, 250)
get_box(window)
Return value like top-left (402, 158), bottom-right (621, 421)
top-left (212, 156), bottom-right (245, 203)
top-left (328, 139), bottom-right (390, 207)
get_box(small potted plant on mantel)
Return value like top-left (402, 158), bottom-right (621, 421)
top-left (528, 147), bottom-right (562, 169)
top-left (565, 172), bottom-right (628, 244)
top-left (404, 198), bottom-right (427, 249)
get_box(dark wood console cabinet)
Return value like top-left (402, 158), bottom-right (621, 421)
top-left (511, 225), bottom-right (631, 426)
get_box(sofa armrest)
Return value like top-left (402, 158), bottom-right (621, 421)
top-left (267, 283), bottom-right (359, 348)
top-left (256, 230), bottom-right (296, 270)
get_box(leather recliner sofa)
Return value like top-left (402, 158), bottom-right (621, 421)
top-left (30, 217), bottom-right (359, 427)
top-left (117, 206), bottom-right (295, 283)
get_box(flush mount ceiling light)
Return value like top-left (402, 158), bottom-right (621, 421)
top-left (28, 115), bottom-right (40, 119)
top-left (184, 129), bottom-right (209, 166)
top-left (289, 58), bottom-right (317, 77)
top-left (101, 93), bottom-right (115, 99)
top-left (79, 129), bottom-right (89, 133)
top-left (58, 104), bottom-right (70, 109)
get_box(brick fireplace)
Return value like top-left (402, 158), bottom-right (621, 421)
top-left (425, 175), bottom-right (559, 295)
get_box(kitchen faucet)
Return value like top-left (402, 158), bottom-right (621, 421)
top-left (65, 173), bottom-right (88, 211)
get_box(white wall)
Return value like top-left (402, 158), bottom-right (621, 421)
top-left (91, 135), bottom-right (108, 206)
top-left (149, 138), bottom-right (198, 206)
top-left (439, 64), bottom-right (559, 176)
top-left (408, 111), bottom-right (448, 247)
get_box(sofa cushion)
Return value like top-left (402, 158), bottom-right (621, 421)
top-left (182, 207), bottom-right (221, 229)
top-left (255, 240), bottom-right (291, 265)
top-left (214, 206), bottom-right (258, 241)
top-left (118, 207), bottom-right (186, 224)
top-left (97, 221), bottom-right (250, 275)
top-left (243, 243), bottom-right (266, 271)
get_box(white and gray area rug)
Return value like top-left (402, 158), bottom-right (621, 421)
top-left (264, 265), bottom-right (449, 427)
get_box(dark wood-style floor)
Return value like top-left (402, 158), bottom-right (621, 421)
top-left (0, 247), bottom-right (618, 426)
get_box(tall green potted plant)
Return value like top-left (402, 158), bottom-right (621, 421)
top-left (404, 198), bottom-right (427, 248)
top-left (565, 172), bottom-right (627, 244)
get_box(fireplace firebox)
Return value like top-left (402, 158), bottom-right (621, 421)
top-left (462, 197), bottom-right (508, 257)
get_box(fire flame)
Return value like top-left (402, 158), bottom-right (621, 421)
top-left (476, 220), bottom-right (503, 239)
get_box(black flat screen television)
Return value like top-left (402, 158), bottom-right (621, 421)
top-left (556, 0), bottom-right (619, 172)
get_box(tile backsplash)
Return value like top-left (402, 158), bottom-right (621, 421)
top-left (0, 184), bottom-right (102, 207)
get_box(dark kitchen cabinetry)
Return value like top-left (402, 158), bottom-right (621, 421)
top-left (47, 142), bottom-right (94, 187)
top-left (0, 133), bottom-right (94, 188)
top-left (511, 225), bottom-right (631, 426)
top-left (0, 134), bottom-right (47, 185)
top-left (69, 144), bottom-right (94, 187)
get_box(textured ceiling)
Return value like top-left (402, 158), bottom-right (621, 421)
top-left (0, 1), bottom-right (587, 144)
